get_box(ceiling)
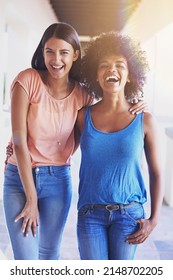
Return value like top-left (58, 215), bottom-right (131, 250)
top-left (49, 0), bottom-right (141, 38)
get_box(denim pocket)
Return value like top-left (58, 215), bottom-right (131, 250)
top-left (5, 164), bottom-right (18, 177)
top-left (51, 166), bottom-right (71, 180)
top-left (4, 164), bottom-right (24, 193)
top-left (124, 203), bottom-right (145, 225)
top-left (4, 165), bottom-right (21, 185)
top-left (78, 205), bottom-right (93, 217)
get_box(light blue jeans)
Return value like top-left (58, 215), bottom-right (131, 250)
top-left (77, 203), bottom-right (145, 260)
top-left (3, 163), bottom-right (72, 260)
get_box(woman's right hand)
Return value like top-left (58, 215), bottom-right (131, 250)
top-left (15, 199), bottom-right (39, 237)
top-left (6, 143), bottom-right (13, 157)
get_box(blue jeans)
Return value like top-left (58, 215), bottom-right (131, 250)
top-left (3, 163), bottom-right (72, 260)
top-left (77, 203), bottom-right (145, 260)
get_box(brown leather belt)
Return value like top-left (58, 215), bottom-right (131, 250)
top-left (94, 202), bottom-right (136, 211)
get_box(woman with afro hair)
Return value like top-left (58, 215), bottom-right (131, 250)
top-left (76, 31), bottom-right (163, 260)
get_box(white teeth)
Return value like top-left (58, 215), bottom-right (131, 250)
top-left (106, 76), bottom-right (119, 82)
top-left (52, 65), bottom-right (63, 69)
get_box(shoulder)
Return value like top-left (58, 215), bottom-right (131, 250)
top-left (12, 68), bottom-right (41, 87)
top-left (143, 112), bottom-right (158, 135)
top-left (73, 82), bottom-right (94, 107)
top-left (16, 68), bottom-right (39, 80)
top-left (11, 68), bottom-right (42, 99)
top-left (143, 112), bottom-right (156, 124)
top-left (74, 82), bottom-right (88, 96)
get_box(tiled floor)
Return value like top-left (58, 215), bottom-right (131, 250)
top-left (0, 150), bottom-right (173, 260)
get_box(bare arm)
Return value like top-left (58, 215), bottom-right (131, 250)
top-left (72, 107), bottom-right (86, 154)
top-left (127, 112), bottom-right (164, 244)
top-left (72, 124), bottom-right (81, 155)
top-left (11, 82), bottom-right (39, 237)
top-left (144, 113), bottom-right (163, 223)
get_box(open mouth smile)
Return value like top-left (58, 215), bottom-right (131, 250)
top-left (105, 76), bottom-right (119, 83)
top-left (51, 65), bottom-right (64, 70)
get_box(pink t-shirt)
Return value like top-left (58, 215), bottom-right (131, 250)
top-left (8, 68), bottom-right (93, 167)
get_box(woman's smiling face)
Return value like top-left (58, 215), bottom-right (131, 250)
top-left (43, 37), bottom-right (79, 79)
top-left (97, 54), bottom-right (130, 94)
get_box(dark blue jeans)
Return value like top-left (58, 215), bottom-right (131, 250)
top-left (3, 163), bottom-right (72, 260)
top-left (77, 203), bottom-right (145, 260)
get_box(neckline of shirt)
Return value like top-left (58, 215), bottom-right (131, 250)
top-left (87, 107), bottom-right (141, 135)
top-left (35, 69), bottom-right (77, 102)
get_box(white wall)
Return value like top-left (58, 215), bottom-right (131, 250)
top-left (0, 0), bottom-right (57, 198)
top-left (123, 0), bottom-right (173, 118)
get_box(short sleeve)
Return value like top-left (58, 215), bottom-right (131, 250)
top-left (10, 68), bottom-right (40, 102)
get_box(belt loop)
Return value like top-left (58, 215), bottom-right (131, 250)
top-left (49, 166), bottom-right (54, 175)
top-left (119, 204), bottom-right (125, 214)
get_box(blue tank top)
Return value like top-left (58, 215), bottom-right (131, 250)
top-left (78, 107), bottom-right (147, 209)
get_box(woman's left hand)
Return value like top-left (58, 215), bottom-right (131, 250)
top-left (129, 99), bottom-right (148, 115)
top-left (126, 219), bottom-right (157, 244)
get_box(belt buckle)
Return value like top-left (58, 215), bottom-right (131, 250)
top-left (105, 204), bottom-right (119, 210)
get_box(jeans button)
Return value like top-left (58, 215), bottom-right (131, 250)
top-left (36, 167), bottom-right (40, 172)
